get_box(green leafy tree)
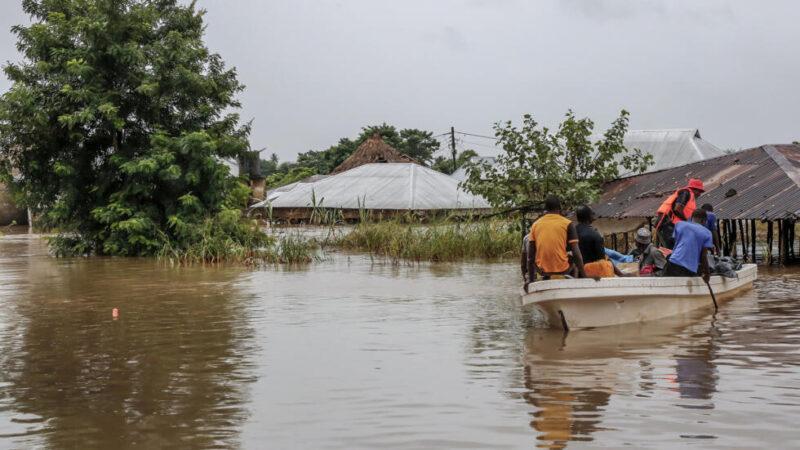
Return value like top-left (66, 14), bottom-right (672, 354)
top-left (294, 124), bottom-right (441, 174)
top-left (396, 128), bottom-right (439, 165)
top-left (462, 110), bottom-right (652, 211)
top-left (265, 166), bottom-right (315, 189)
top-left (260, 152), bottom-right (282, 177)
top-left (296, 137), bottom-right (356, 174)
top-left (0, 0), bottom-right (265, 257)
top-left (432, 149), bottom-right (478, 175)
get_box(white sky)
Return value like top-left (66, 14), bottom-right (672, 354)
top-left (2, 0), bottom-right (799, 160)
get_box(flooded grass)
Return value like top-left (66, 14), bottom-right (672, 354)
top-left (332, 220), bottom-right (521, 262)
top-left (158, 231), bottom-right (319, 266)
top-left (272, 233), bottom-right (319, 264)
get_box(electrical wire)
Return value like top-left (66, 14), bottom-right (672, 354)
top-left (454, 131), bottom-right (499, 141)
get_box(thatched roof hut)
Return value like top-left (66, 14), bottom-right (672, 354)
top-left (331, 133), bottom-right (418, 174)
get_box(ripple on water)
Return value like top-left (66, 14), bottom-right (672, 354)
top-left (0, 234), bottom-right (799, 448)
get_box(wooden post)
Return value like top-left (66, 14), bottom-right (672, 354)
top-left (751, 219), bottom-right (757, 264)
top-left (648, 217), bottom-right (653, 231)
top-left (450, 127), bottom-right (457, 173)
top-left (739, 220), bottom-right (747, 262)
top-left (778, 220), bottom-right (784, 265)
top-left (624, 232), bottom-right (629, 254)
top-left (721, 220), bottom-right (729, 256)
top-left (767, 221), bottom-right (774, 264)
top-left (612, 233), bottom-right (618, 252)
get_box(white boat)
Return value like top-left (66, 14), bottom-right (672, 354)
top-left (521, 264), bottom-right (757, 329)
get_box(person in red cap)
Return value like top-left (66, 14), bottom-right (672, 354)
top-left (654, 178), bottom-right (705, 249)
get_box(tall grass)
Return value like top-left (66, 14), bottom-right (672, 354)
top-left (333, 220), bottom-right (521, 262)
top-left (273, 233), bottom-right (319, 264)
top-left (157, 217), bottom-right (319, 266)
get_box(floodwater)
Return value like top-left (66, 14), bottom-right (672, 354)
top-left (0, 233), bottom-right (798, 449)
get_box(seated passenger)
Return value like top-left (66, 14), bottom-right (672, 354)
top-left (629, 228), bottom-right (666, 276)
top-left (575, 205), bottom-right (624, 278)
top-left (525, 196), bottom-right (589, 290)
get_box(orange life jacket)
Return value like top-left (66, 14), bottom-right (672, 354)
top-left (656, 188), bottom-right (696, 225)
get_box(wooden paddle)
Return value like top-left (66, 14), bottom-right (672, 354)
top-left (704, 276), bottom-right (718, 312)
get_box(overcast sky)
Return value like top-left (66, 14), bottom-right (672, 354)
top-left (2, 0), bottom-right (799, 160)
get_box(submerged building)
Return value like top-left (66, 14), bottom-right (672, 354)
top-left (252, 135), bottom-right (490, 220)
top-left (593, 144), bottom-right (800, 265)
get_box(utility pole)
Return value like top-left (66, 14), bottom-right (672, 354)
top-left (450, 126), bottom-right (457, 172)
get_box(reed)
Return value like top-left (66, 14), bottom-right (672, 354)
top-left (272, 233), bottom-right (320, 264)
top-left (333, 219), bottom-right (521, 262)
top-left (156, 216), bottom-right (319, 266)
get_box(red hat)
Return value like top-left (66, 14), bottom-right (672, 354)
top-left (687, 178), bottom-right (705, 192)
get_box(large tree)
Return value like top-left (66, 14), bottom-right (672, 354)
top-left (462, 110), bottom-right (652, 211)
top-left (0, 0), bottom-right (260, 256)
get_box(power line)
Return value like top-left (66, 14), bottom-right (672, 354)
top-left (454, 131), bottom-right (498, 141)
top-left (459, 139), bottom-right (499, 150)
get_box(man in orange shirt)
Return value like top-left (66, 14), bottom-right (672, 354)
top-left (525, 196), bottom-right (589, 292)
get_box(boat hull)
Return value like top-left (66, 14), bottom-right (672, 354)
top-left (521, 264), bottom-right (757, 329)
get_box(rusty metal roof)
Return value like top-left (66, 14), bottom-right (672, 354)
top-left (592, 144), bottom-right (800, 221)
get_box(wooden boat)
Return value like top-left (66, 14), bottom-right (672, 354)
top-left (521, 264), bottom-right (757, 329)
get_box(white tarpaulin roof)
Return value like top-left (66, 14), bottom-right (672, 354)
top-left (620, 129), bottom-right (723, 175)
top-left (450, 128), bottom-right (724, 181)
top-left (252, 163), bottom-right (490, 210)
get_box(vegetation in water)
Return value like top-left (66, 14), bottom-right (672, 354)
top-left (0, 0), bottom-right (267, 260)
top-left (156, 227), bottom-right (319, 266)
top-left (333, 220), bottom-right (522, 263)
top-left (461, 110), bottom-right (653, 212)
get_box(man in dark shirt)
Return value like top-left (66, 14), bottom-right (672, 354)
top-left (654, 179), bottom-right (705, 249)
top-left (700, 203), bottom-right (720, 254)
top-left (575, 205), bottom-right (624, 278)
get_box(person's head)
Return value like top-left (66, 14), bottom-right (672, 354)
top-left (687, 178), bottom-right (705, 197)
top-left (700, 203), bottom-right (714, 212)
top-left (575, 205), bottom-right (594, 224)
top-left (544, 195), bottom-right (561, 213)
top-left (635, 227), bottom-right (652, 249)
top-left (691, 208), bottom-right (708, 225)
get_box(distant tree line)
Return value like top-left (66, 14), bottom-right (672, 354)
top-left (261, 124), bottom-right (477, 188)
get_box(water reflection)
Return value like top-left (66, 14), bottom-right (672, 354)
top-left (0, 232), bottom-right (798, 449)
top-left (521, 315), bottom-right (720, 448)
top-left (0, 236), bottom-right (256, 448)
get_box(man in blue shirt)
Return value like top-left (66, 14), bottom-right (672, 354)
top-left (663, 209), bottom-right (713, 282)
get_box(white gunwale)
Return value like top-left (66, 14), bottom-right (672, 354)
top-left (521, 264), bottom-right (757, 329)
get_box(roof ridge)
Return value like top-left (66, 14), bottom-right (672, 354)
top-left (764, 145), bottom-right (800, 188)
top-left (627, 128), bottom-right (698, 133)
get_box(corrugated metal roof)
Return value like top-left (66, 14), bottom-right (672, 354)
top-left (593, 144), bottom-right (800, 220)
top-left (252, 163), bottom-right (491, 211)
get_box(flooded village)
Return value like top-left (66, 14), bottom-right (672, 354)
top-left (1, 1), bottom-right (799, 449)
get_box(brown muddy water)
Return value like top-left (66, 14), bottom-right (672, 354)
top-left (0, 233), bottom-right (798, 449)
